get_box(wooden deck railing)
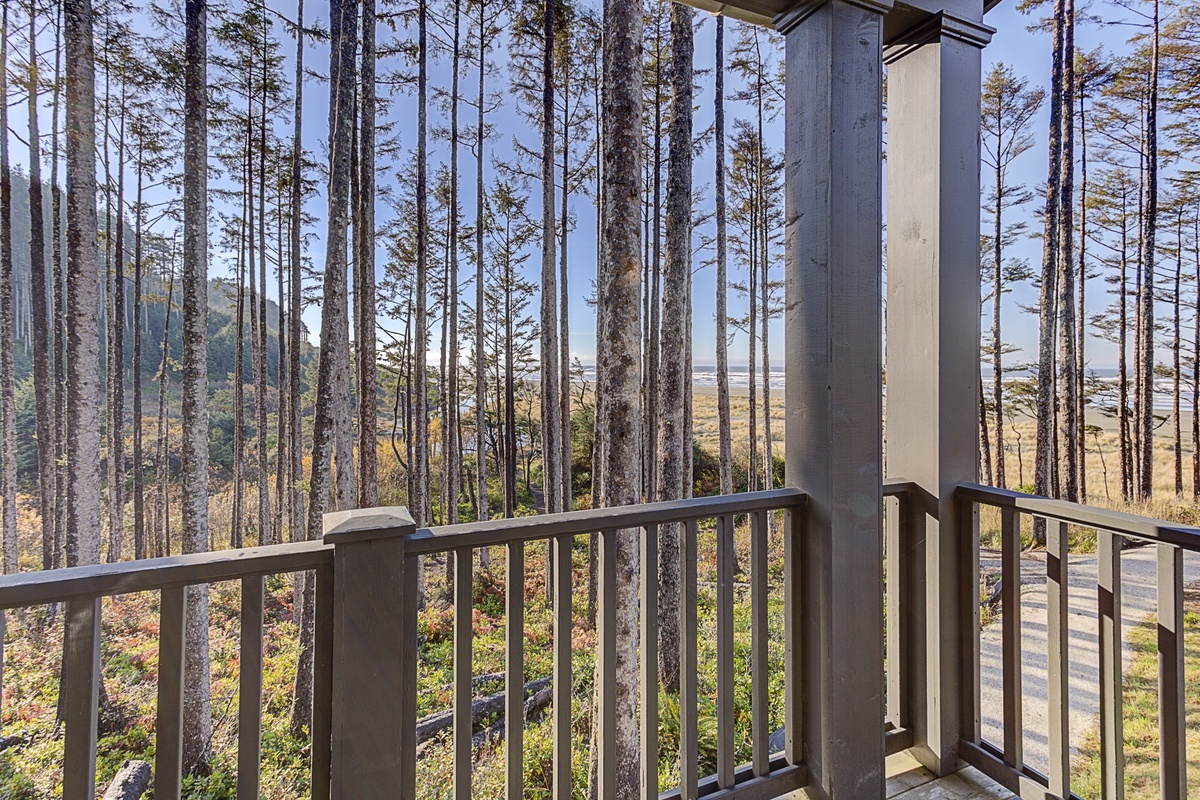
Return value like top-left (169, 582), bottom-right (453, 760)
top-left (7, 481), bottom-right (1184, 800)
top-left (0, 489), bottom-right (809, 800)
top-left (0, 540), bottom-right (337, 800)
top-left (329, 488), bottom-right (810, 800)
top-left (955, 483), bottom-right (1199, 800)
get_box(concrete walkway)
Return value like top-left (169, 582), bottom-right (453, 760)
top-left (978, 543), bottom-right (1200, 777)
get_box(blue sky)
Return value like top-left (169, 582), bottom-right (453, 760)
top-left (6, 0), bottom-right (1149, 371)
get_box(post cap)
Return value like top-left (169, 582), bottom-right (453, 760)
top-left (322, 506), bottom-right (418, 545)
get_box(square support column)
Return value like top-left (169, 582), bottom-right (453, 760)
top-left (883, 14), bottom-right (992, 776)
top-left (780, 1), bottom-right (889, 796)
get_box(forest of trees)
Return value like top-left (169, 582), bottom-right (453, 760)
top-left (981, 0), bottom-right (1200, 514)
top-left (0, 0), bottom-right (788, 792)
top-left (1, 0), bottom-right (1199, 794)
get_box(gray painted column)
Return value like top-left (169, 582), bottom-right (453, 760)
top-left (779, 1), bottom-right (888, 796)
top-left (884, 14), bottom-right (992, 777)
top-left (323, 507), bottom-right (418, 799)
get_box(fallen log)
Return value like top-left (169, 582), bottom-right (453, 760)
top-left (101, 760), bottom-right (151, 800)
top-left (415, 676), bottom-right (552, 759)
top-left (471, 681), bottom-right (554, 754)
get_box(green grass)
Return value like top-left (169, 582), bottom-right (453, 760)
top-left (1072, 588), bottom-right (1200, 799)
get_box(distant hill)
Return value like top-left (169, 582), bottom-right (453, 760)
top-left (5, 168), bottom-right (311, 388)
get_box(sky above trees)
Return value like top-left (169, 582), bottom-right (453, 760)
top-left (0, 0), bottom-right (1158, 370)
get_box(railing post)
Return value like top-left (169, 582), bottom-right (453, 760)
top-left (781, 2), bottom-right (888, 796)
top-left (884, 13), bottom-right (992, 776)
top-left (323, 507), bottom-right (418, 800)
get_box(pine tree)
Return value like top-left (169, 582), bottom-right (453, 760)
top-left (293, 0), bottom-right (358, 738)
top-left (714, 15), bottom-right (732, 498)
top-left (593, 0), bottom-right (643, 787)
top-left (0, 5), bottom-right (17, 574)
top-left (357, 0), bottom-right (379, 510)
top-left (25, 0), bottom-right (56, 568)
top-left (655, 0), bottom-right (692, 699)
top-left (980, 63), bottom-right (1042, 490)
top-left (180, 0), bottom-right (212, 772)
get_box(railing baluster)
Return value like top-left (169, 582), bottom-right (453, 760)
top-left (716, 514), bottom-right (735, 789)
top-left (751, 510), bottom-right (769, 778)
top-left (312, 563), bottom-right (335, 800)
top-left (640, 523), bottom-right (659, 800)
top-left (598, 528), bottom-right (617, 799)
top-left (553, 533), bottom-right (572, 798)
top-left (679, 519), bottom-right (699, 800)
top-left (507, 540), bottom-right (525, 800)
top-left (1045, 518), bottom-right (1070, 799)
top-left (1158, 543), bottom-right (1186, 800)
top-left (63, 596), bottom-right (101, 800)
top-left (885, 493), bottom-right (903, 730)
top-left (1000, 507), bottom-right (1022, 769)
top-left (156, 587), bottom-right (185, 800)
top-left (400, 551), bottom-right (419, 798)
top-left (784, 501), bottom-right (803, 766)
top-left (1098, 530), bottom-right (1123, 800)
top-left (237, 577), bottom-right (264, 800)
top-left (961, 496), bottom-right (982, 745)
top-left (454, 546), bottom-right (474, 800)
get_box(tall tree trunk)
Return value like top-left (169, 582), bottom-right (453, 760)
top-left (1140, 0), bottom-right (1159, 500)
top-left (112, 99), bottom-right (129, 561)
top-left (991, 156), bottom-right (1006, 489)
top-left (540, 0), bottom-right (561, 539)
top-left (27, 1), bottom-right (56, 569)
top-left (1193, 207), bottom-right (1199, 498)
top-left (256, 43), bottom-right (271, 545)
top-left (180, 0), bottom-right (212, 772)
top-left (560, 71), bottom-right (572, 512)
top-left (980, 377), bottom-right (993, 485)
top-left (414, 0), bottom-right (429, 605)
top-left (51, 1), bottom-right (65, 568)
top-left (1056, 0), bottom-right (1078, 503)
top-left (0, 6), bottom-right (16, 574)
top-left (232, 160), bottom-right (247, 549)
top-left (656, 0), bottom-right (692, 698)
top-left (357, 0), bottom-right (378, 509)
top-left (444, 0), bottom-right (460, 525)
top-left (293, 0), bottom-right (357, 739)
top-left (1076, 88), bottom-right (1087, 499)
top-left (1119, 211), bottom-right (1131, 501)
top-left (648, 81), bottom-right (662, 504)
top-left (1173, 211), bottom-right (1182, 495)
top-left (474, 0), bottom-right (489, 549)
top-left (289, 0), bottom-right (306, 552)
top-left (1035, 0), bottom-right (1065, 522)
top-left (245, 91), bottom-right (260, 545)
top-left (155, 265), bottom-right (175, 559)
top-left (275, 160), bottom-right (287, 546)
top-left (505, 258), bottom-right (516, 518)
top-left (589, 32), bottom-right (605, 623)
top-left (592, 0), bottom-right (643, 789)
top-left (714, 17), bottom-right (732, 497)
top-left (132, 158), bottom-right (145, 558)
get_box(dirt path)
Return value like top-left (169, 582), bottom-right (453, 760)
top-left (977, 544), bottom-right (1200, 776)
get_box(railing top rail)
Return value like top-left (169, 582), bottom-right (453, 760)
top-left (0, 540), bottom-right (334, 609)
top-left (882, 478), bottom-right (919, 498)
top-left (404, 487), bottom-right (807, 556)
top-left (958, 482), bottom-right (1200, 552)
